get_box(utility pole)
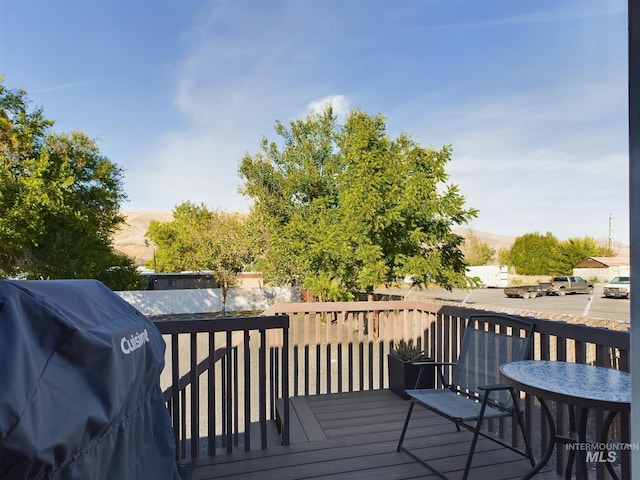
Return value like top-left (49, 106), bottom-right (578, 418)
top-left (608, 213), bottom-right (614, 251)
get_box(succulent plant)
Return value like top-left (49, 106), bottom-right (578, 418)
top-left (390, 339), bottom-right (425, 361)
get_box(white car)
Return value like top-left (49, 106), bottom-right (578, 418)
top-left (603, 276), bottom-right (630, 298)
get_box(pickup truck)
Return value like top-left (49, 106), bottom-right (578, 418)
top-left (603, 276), bottom-right (630, 298)
top-left (539, 276), bottom-right (594, 296)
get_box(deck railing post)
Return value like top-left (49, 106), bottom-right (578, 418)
top-left (243, 330), bottom-right (251, 452)
top-left (282, 321), bottom-right (290, 446)
top-left (259, 329), bottom-right (267, 449)
top-left (225, 332), bottom-right (232, 454)
top-left (170, 333), bottom-right (180, 460)
top-left (190, 333), bottom-right (198, 458)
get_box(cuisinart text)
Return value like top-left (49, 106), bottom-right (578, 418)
top-left (120, 329), bottom-right (150, 354)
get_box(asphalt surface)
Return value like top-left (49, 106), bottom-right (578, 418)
top-left (376, 285), bottom-right (630, 324)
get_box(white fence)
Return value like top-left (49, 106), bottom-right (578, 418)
top-left (116, 286), bottom-right (300, 316)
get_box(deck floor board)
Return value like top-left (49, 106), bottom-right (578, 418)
top-left (190, 390), bottom-right (562, 480)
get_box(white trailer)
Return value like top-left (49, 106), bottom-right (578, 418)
top-left (466, 265), bottom-right (509, 288)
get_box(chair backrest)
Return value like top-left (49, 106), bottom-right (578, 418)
top-left (452, 314), bottom-right (534, 407)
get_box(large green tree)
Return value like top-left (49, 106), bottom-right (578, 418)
top-left (548, 236), bottom-right (613, 275)
top-left (0, 80), bottom-right (141, 290)
top-left (239, 107), bottom-right (478, 299)
top-left (503, 232), bottom-right (559, 275)
top-left (502, 232), bottom-right (615, 276)
top-left (146, 202), bottom-right (260, 313)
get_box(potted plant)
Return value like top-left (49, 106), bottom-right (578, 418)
top-left (388, 339), bottom-right (434, 399)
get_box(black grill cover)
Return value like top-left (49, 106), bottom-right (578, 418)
top-left (0, 280), bottom-right (179, 480)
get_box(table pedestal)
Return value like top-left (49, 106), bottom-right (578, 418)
top-left (500, 361), bottom-right (630, 480)
top-left (524, 397), bottom-right (622, 480)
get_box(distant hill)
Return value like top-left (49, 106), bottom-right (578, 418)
top-left (453, 227), bottom-right (629, 262)
top-left (113, 211), bottom-right (628, 266)
top-left (453, 228), bottom-right (516, 259)
top-left (112, 211), bottom-right (173, 266)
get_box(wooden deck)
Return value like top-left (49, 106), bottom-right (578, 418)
top-left (187, 390), bottom-right (562, 480)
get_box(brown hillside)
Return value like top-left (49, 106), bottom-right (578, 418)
top-left (112, 211), bottom-right (173, 266)
top-left (453, 228), bottom-right (515, 258)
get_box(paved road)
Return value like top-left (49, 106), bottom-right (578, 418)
top-left (376, 285), bottom-right (630, 324)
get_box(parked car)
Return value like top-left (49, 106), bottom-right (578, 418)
top-left (603, 276), bottom-right (631, 298)
top-left (538, 276), bottom-right (594, 296)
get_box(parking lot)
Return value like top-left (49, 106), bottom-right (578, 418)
top-left (377, 285), bottom-right (630, 324)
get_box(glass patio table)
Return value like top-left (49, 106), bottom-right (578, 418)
top-left (500, 360), bottom-right (630, 480)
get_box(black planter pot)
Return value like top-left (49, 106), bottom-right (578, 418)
top-left (387, 354), bottom-right (435, 400)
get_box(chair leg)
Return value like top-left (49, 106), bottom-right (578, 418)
top-left (397, 400), bottom-right (449, 480)
top-left (462, 396), bottom-right (489, 480)
top-left (397, 401), bottom-right (415, 451)
top-left (510, 389), bottom-right (535, 466)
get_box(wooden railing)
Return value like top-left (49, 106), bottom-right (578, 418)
top-left (263, 300), bottom-right (630, 478)
top-left (153, 315), bottom-right (289, 460)
top-left (155, 300), bottom-right (630, 477)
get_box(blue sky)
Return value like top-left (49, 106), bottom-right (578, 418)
top-left (0, 0), bottom-right (629, 244)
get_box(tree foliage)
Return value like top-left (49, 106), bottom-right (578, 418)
top-left (549, 236), bottom-right (613, 275)
top-left (0, 79), bottom-right (140, 290)
top-left (503, 232), bottom-right (615, 276)
top-left (146, 202), bottom-right (260, 313)
top-left (504, 232), bottom-right (559, 275)
top-left (461, 230), bottom-right (495, 266)
top-left (238, 107), bottom-right (478, 299)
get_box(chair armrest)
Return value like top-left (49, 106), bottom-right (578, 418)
top-left (478, 383), bottom-right (512, 392)
top-left (411, 361), bottom-right (456, 366)
top-left (477, 383), bottom-right (520, 411)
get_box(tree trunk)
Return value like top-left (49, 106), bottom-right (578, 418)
top-left (366, 285), bottom-right (374, 302)
top-left (221, 282), bottom-right (227, 316)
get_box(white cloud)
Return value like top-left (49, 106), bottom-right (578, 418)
top-left (306, 95), bottom-right (352, 119)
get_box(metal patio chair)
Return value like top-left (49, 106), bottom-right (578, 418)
top-left (396, 314), bottom-right (535, 480)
